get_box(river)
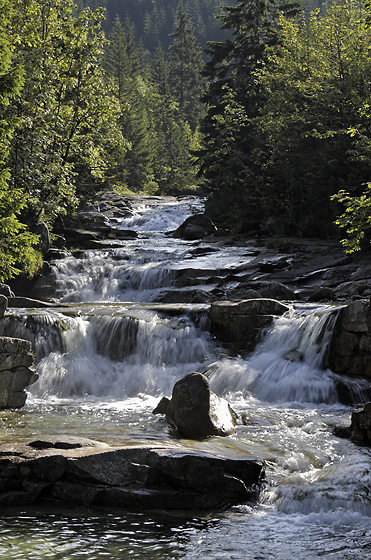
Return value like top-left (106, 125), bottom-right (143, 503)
top-left (0, 196), bottom-right (371, 559)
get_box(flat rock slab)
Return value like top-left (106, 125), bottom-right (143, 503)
top-left (0, 437), bottom-right (265, 510)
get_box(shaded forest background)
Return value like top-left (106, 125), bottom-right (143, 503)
top-left (1, 0), bottom-right (371, 283)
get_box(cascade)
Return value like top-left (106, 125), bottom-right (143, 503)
top-left (1, 196), bottom-right (371, 559)
top-left (207, 305), bottom-right (370, 404)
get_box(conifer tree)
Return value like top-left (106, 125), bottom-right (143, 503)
top-left (198, 0), bottom-right (298, 228)
top-left (151, 43), bottom-right (198, 192)
top-left (168, 1), bottom-right (205, 130)
top-left (7, 0), bottom-right (123, 222)
top-left (106, 16), bottom-right (156, 192)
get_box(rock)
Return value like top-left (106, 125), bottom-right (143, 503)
top-left (45, 249), bottom-right (69, 260)
top-left (8, 262), bottom-right (56, 302)
top-left (158, 289), bottom-right (217, 304)
top-left (173, 214), bottom-right (217, 240)
top-left (0, 337), bottom-right (38, 409)
top-left (0, 284), bottom-right (14, 298)
top-left (175, 267), bottom-right (218, 288)
top-left (334, 402), bottom-right (371, 446)
top-left (165, 372), bottom-right (238, 438)
top-left (7, 297), bottom-right (52, 308)
top-left (210, 298), bottom-right (290, 351)
top-left (184, 224), bottom-right (209, 240)
top-left (258, 256), bottom-right (292, 272)
top-left (189, 246), bottom-right (220, 256)
top-left (152, 397), bottom-right (171, 415)
top-left (349, 402), bottom-right (371, 446)
top-left (227, 288), bottom-right (262, 301)
top-left (350, 265), bottom-right (371, 282)
top-left (28, 435), bottom-right (108, 450)
top-left (0, 295), bottom-right (7, 318)
top-left (0, 337), bottom-right (34, 370)
top-left (328, 300), bottom-right (371, 381)
top-left (245, 281), bottom-right (296, 301)
top-left (335, 280), bottom-right (371, 298)
top-left (0, 438), bottom-right (265, 510)
top-left (34, 221), bottom-right (50, 254)
top-left (307, 287), bottom-right (336, 302)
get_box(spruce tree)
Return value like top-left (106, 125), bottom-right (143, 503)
top-left (151, 43), bottom-right (198, 192)
top-left (168, 1), bottom-right (205, 130)
top-left (198, 0), bottom-right (298, 228)
top-left (106, 16), bottom-right (156, 192)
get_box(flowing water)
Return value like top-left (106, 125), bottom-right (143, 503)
top-left (1, 197), bottom-right (371, 559)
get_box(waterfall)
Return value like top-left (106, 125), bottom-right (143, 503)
top-left (2, 196), bottom-right (371, 558)
top-left (52, 248), bottom-right (176, 303)
top-left (13, 306), bottom-right (216, 398)
top-left (207, 305), bottom-right (370, 404)
top-left (7, 301), bottom-right (368, 406)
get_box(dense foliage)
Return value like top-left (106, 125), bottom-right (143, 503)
top-left (77, 0), bottom-right (228, 51)
top-left (0, 0), bottom-right (41, 282)
top-left (3, 0), bottom-right (371, 284)
top-left (0, 0), bottom-right (212, 281)
top-left (198, 0), bottom-right (371, 243)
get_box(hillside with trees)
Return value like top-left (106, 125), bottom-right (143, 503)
top-left (197, 0), bottom-right (371, 246)
top-left (1, 0), bottom-right (371, 284)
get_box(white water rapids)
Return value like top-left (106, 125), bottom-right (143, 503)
top-left (1, 196), bottom-right (371, 559)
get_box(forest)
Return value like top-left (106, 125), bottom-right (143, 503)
top-left (1, 0), bottom-right (371, 283)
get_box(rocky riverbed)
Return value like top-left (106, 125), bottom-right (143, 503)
top-left (1, 191), bottom-right (371, 525)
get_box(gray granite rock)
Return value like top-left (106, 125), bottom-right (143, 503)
top-left (0, 438), bottom-right (265, 510)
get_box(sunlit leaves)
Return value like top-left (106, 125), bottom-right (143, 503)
top-left (8, 0), bottom-right (123, 221)
top-left (332, 185), bottom-right (371, 252)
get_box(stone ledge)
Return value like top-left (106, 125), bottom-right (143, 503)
top-left (0, 438), bottom-right (265, 510)
top-left (210, 298), bottom-right (289, 351)
top-left (0, 336), bottom-right (37, 408)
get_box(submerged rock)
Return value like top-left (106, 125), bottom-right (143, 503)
top-left (0, 438), bottom-right (265, 510)
top-left (164, 372), bottom-right (238, 438)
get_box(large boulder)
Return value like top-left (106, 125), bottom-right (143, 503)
top-left (0, 437), bottom-right (265, 509)
top-left (210, 298), bottom-right (290, 352)
top-left (328, 300), bottom-right (371, 381)
top-left (0, 337), bottom-right (38, 408)
top-left (164, 372), bottom-right (238, 438)
top-left (173, 214), bottom-right (217, 240)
